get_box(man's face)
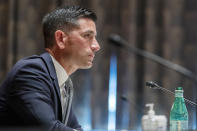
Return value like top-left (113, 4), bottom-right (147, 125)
top-left (65, 18), bottom-right (100, 69)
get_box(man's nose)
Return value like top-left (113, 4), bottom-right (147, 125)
top-left (91, 39), bottom-right (100, 52)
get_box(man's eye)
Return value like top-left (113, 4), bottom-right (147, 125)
top-left (83, 34), bottom-right (92, 38)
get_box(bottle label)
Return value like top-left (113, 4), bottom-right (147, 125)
top-left (170, 120), bottom-right (188, 131)
top-left (175, 92), bottom-right (183, 97)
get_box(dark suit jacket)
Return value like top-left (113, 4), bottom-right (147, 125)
top-left (0, 52), bottom-right (82, 131)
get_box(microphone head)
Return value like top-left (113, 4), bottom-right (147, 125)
top-left (146, 81), bottom-right (160, 89)
top-left (108, 34), bottom-right (124, 47)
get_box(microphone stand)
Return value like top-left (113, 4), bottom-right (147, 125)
top-left (146, 81), bottom-right (197, 107)
top-left (108, 34), bottom-right (197, 83)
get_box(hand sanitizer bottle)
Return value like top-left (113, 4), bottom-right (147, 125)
top-left (142, 103), bottom-right (167, 131)
top-left (142, 103), bottom-right (157, 131)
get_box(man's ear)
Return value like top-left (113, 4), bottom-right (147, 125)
top-left (54, 30), bottom-right (68, 49)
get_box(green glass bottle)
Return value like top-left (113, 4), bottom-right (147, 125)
top-left (170, 87), bottom-right (188, 131)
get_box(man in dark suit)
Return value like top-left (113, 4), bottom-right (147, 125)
top-left (0, 5), bottom-right (100, 131)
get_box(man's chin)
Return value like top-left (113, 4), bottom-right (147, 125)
top-left (85, 64), bottom-right (93, 69)
top-left (80, 62), bottom-right (93, 69)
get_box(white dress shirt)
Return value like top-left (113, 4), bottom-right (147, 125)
top-left (50, 55), bottom-right (69, 114)
top-left (50, 55), bottom-right (77, 131)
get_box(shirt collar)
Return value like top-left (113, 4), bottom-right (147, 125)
top-left (50, 55), bottom-right (68, 87)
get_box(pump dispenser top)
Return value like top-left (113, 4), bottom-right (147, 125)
top-left (146, 103), bottom-right (155, 116)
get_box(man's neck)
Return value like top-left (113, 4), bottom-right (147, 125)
top-left (45, 48), bottom-right (77, 75)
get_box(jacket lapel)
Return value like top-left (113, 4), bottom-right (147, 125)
top-left (40, 52), bottom-right (62, 106)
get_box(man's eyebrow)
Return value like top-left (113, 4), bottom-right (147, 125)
top-left (83, 30), bottom-right (97, 36)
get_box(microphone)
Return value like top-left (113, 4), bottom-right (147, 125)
top-left (108, 34), bottom-right (127, 47)
top-left (145, 81), bottom-right (162, 89)
top-left (146, 81), bottom-right (197, 107)
top-left (108, 34), bottom-right (197, 83)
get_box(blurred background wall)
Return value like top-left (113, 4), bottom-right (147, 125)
top-left (0, 0), bottom-right (197, 130)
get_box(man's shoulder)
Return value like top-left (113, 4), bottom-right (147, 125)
top-left (15, 55), bottom-right (44, 68)
top-left (10, 52), bottom-right (52, 75)
top-left (16, 52), bottom-right (50, 67)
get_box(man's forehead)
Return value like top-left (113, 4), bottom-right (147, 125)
top-left (76, 18), bottom-right (97, 34)
top-left (77, 18), bottom-right (96, 26)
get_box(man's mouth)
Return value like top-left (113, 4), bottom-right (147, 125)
top-left (88, 54), bottom-right (95, 61)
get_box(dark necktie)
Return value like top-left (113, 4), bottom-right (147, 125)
top-left (62, 77), bottom-right (73, 125)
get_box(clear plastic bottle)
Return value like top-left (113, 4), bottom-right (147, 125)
top-left (170, 87), bottom-right (188, 131)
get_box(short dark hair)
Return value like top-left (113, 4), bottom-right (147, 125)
top-left (42, 5), bottom-right (97, 48)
